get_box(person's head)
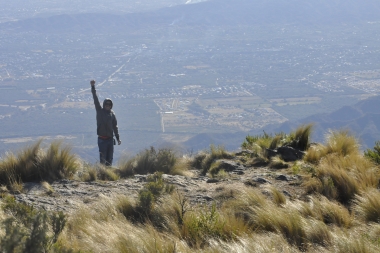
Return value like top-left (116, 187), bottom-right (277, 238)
top-left (103, 99), bottom-right (113, 111)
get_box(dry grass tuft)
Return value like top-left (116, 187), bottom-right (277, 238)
top-left (117, 147), bottom-right (183, 177)
top-left (189, 145), bottom-right (233, 175)
top-left (0, 140), bottom-right (79, 186)
top-left (269, 156), bottom-right (289, 169)
top-left (304, 143), bottom-right (327, 164)
top-left (324, 130), bottom-right (361, 157)
top-left (269, 186), bottom-right (287, 206)
top-left (354, 189), bottom-right (380, 223)
top-left (303, 152), bottom-right (380, 204)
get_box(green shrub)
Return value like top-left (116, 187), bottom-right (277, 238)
top-left (138, 189), bottom-right (155, 216)
top-left (364, 141), bottom-right (380, 165)
top-left (0, 196), bottom-right (67, 252)
top-left (182, 204), bottom-right (227, 248)
top-left (119, 172), bottom-right (175, 223)
top-left (241, 131), bottom-right (274, 151)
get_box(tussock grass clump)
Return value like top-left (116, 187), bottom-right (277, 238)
top-left (304, 219), bottom-right (332, 247)
top-left (269, 187), bottom-right (287, 206)
top-left (248, 206), bottom-right (307, 250)
top-left (78, 163), bottom-right (119, 182)
top-left (0, 140), bottom-right (78, 186)
top-left (96, 165), bottom-right (120, 181)
top-left (324, 130), bottom-right (360, 157)
top-left (304, 143), bottom-right (327, 164)
top-left (117, 172), bottom-right (175, 224)
top-left (190, 145), bottom-right (233, 175)
top-left (311, 197), bottom-right (353, 228)
top-left (354, 189), bottom-right (380, 223)
top-left (242, 124), bottom-right (313, 165)
top-left (208, 162), bottom-right (230, 179)
top-left (269, 156), bottom-right (289, 169)
top-left (241, 131), bottom-right (274, 151)
top-left (304, 153), bottom-right (379, 204)
top-left (286, 123), bottom-right (314, 151)
top-left (304, 130), bottom-right (360, 164)
top-left (118, 147), bottom-right (180, 176)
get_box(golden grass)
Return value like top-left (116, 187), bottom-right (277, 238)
top-left (310, 196), bottom-right (353, 228)
top-left (117, 147), bottom-right (183, 176)
top-left (269, 156), bottom-right (289, 169)
top-left (303, 153), bottom-right (380, 204)
top-left (304, 130), bottom-right (361, 164)
top-left (289, 123), bottom-right (314, 151)
top-left (269, 186), bottom-right (287, 206)
top-left (0, 140), bottom-right (79, 185)
top-left (304, 143), bottom-right (327, 164)
top-left (2, 129), bottom-right (380, 252)
top-left (324, 130), bottom-right (360, 157)
top-left (354, 189), bottom-right (380, 223)
top-left (190, 145), bottom-right (233, 175)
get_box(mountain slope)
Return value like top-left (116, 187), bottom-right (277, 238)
top-left (272, 95), bottom-right (380, 149)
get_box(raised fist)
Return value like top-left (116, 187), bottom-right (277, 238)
top-left (90, 80), bottom-right (95, 87)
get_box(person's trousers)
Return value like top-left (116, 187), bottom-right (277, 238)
top-left (98, 137), bottom-right (114, 166)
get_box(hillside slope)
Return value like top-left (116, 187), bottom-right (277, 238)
top-left (272, 95), bottom-right (380, 149)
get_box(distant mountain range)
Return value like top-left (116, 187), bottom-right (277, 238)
top-left (2, 0), bottom-right (380, 33)
top-left (161, 95), bottom-right (380, 152)
top-left (269, 95), bottom-right (380, 150)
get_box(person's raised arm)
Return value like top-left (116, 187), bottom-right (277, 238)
top-left (90, 80), bottom-right (102, 111)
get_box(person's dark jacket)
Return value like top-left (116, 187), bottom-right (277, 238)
top-left (91, 87), bottom-right (120, 141)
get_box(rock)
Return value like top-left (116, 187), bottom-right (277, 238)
top-left (266, 146), bottom-right (305, 162)
top-left (253, 177), bottom-right (271, 184)
top-left (235, 150), bottom-right (254, 156)
top-left (275, 175), bottom-right (289, 181)
top-left (230, 169), bottom-right (245, 175)
top-left (134, 175), bottom-right (147, 182)
top-left (207, 178), bottom-right (219, 183)
top-left (283, 190), bottom-right (292, 197)
top-left (215, 159), bottom-right (246, 172)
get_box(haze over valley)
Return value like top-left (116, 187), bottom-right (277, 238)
top-left (1, 0), bottom-right (380, 162)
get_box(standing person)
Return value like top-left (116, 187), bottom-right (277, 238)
top-left (90, 80), bottom-right (121, 166)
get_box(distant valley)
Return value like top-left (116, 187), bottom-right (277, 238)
top-left (1, 0), bottom-right (380, 161)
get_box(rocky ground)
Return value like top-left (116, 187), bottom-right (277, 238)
top-left (10, 155), bottom-right (305, 214)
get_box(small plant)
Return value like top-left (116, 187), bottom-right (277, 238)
top-left (174, 190), bottom-right (191, 225)
top-left (0, 196), bottom-right (67, 252)
top-left (270, 187), bottom-right (286, 206)
top-left (138, 189), bottom-right (155, 216)
top-left (241, 131), bottom-right (274, 151)
top-left (182, 203), bottom-right (226, 247)
top-left (121, 172), bottom-right (175, 223)
top-left (269, 156), bottom-right (289, 169)
top-left (364, 141), bottom-right (380, 165)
